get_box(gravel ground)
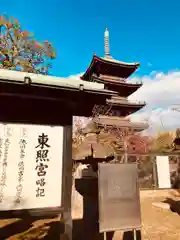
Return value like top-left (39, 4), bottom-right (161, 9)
top-left (139, 198), bottom-right (180, 240)
top-left (1, 191), bottom-right (180, 239)
top-left (112, 197), bottom-right (180, 240)
top-left (112, 191), bottom-right (180, 240)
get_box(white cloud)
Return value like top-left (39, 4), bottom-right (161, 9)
top-left (129, 71), bottom-right (180, 108)
top-left (129, 70), bottom-right (180, 132)
top-left (68, 73), bottom-right (84, 80)
top-left (69, 70), bottom-right (180, 134)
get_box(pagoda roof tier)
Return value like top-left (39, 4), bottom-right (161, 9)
top-left (81, 55), bottom-right (139, 81)
top-left (94, 116), bottom-right (148, 132)
top-left (92, 75), bottom-right (142, 97)
top-left (104, 96), bottom-right (146, 116)
top-left (107, 96), bottom-right (146, 108)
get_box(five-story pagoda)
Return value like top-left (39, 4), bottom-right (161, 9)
top-left (81, 28), bottom-right (147, 132)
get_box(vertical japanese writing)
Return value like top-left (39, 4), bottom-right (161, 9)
top-left (14, 128), bottom-right (27, 203)
top-left (35, 133), bottom-right (50, 198)
top-left (0, 127), bottom-right (12, 203)
top-left (0, 138), bottom-right (3, 163)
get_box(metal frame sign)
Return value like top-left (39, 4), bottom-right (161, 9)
top-left (0, 123), bottom-right (64, 211)
top-left (98, 163), bottom-right (141, 233)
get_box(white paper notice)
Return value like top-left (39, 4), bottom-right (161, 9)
top-left (0, 124), bottom-right (64, 211)
top-left (156, 156), bottom-right (171, 188)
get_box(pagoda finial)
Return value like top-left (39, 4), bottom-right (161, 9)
top-left (104, 27), bottom-right (110, 57)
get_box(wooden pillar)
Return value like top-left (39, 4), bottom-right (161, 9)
top-left (152, 157), bottom-right (158, 188)
top-left (61, 124), bottom-right (73, 240)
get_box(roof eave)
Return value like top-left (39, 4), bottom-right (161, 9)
top-left (81, 55), bottom-right (96, 80)
top-left (97, 123), bottom-right (148, 131)
top-left (107, 101), bottom-right (146, 108)
top-left (92, 76), bottom-right (142, 88)
top-left (97, 56), bottom-right (140, 68)
top-left (0, 69), bottom-right (118, 98)
top-left (81, 55), bottom-right (140, 80)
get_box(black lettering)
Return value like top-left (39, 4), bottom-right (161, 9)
top-left (35, 162), bottom-right (48, 176)
top-left (36, 133), bottom-right (50, 149)
top-left (36, 187), bottom-right (45, 197)
top-left (36, 150), bottom-right (49, 162)
top-left (36, 178), bottom-right (46, 187)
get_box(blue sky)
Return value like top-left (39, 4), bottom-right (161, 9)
top-left (1, 0), bottom-right (180, 77)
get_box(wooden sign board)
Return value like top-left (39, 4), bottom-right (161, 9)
top-left (0, 123), bottom-right (64, 213)
top-left (98, 163), bottom-right (141, 233)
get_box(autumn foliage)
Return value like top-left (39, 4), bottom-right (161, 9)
top-left (0, 14), bottom-right (56, 74)
top-left (72, 118), bottom-right (152, 158)
top-left (127, 135), bottom-right (152, 154)
top-left (72, 118), bottom-right (178, 158)
top-left (151, 131), bottom-right (174, 153)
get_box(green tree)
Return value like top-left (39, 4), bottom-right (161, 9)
top-left (0, 14), bottom-right (56, 74)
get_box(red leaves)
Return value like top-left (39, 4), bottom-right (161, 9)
top-left (127, 135), bottom-right (151, 154)
top-left (21, 30), bottom-right (29, 39)
top-left (33, 40), bottom-right (44, 50)
top-left (34, 42), bottom-right (40, 49)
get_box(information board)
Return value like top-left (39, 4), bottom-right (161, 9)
top-left (0, 123), bottom-right (64, 211)
top-left (98, 163), bottom-right (141, 233)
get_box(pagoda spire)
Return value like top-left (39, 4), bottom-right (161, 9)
top-left (104, 27), bottom-right (111, 58)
